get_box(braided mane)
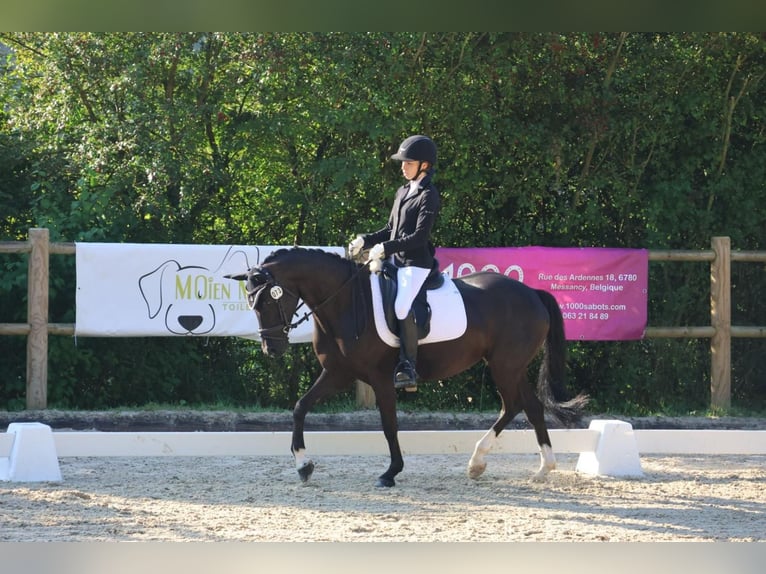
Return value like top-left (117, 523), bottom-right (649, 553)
top-left (262, 246), bottom-right (360, 273)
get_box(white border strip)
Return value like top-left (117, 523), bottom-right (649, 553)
top-left (3, 428), bottom-right (765, 458)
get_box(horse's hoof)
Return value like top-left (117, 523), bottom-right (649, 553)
top-left (467, 461), bottom-right (486, 480)
top-left (530, 468), bottom-right (552, 483)
top-left (297, 461), bottom-right (315, 483)
top-left (376, 476), bottom-right (395, 488)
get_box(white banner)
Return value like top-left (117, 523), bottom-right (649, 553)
top-left (75, 243), bottom-right (344, 341)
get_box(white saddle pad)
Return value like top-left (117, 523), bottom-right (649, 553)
top-left (370, 272), bottom-right (468, 348)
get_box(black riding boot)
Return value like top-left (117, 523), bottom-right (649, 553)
top-left (394, 311), bottom-right (419, 390)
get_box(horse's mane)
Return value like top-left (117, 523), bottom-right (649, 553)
top-left (262, 246), bottom-right (361, 273)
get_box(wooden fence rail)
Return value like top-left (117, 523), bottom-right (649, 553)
top-left (2, 229), bottom-right (765, 410)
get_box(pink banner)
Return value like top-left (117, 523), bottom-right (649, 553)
top-left (436, 247), bottom-right (648, 341)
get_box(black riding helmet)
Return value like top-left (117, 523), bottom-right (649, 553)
top-left (390, 135), bottom-right (437, 166)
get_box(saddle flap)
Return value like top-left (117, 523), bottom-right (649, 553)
top-left (369, 269), bottom-right (468, 348)
top-left (378, 262), bottom-right (431, 338)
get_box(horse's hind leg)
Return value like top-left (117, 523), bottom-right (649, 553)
top-left (468, 420), bottom-right (516, 480)
top-left (467, 367), bottom-right (524, 480)
top-left (522, 385), bottom-right (556, 482)
top-left (468, 364), bottom-right (555, 482)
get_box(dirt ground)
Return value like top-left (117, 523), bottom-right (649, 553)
top-left (1, 452), bottom-right (765, 542)
top-left (2, 410), bottom-right (765, 542)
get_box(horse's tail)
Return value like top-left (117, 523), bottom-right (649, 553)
top-left (534, 289), bottom-right (590, 427)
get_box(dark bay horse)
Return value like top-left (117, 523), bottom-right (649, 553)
top-left (228, 247), bottom-right (588, 487)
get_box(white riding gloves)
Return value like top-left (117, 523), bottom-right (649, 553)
top-left (368, 243), bottom-right (386, 273)
top-left (369, 243), bottom-right (385, 261)
top-left (349, 236), bottom-right (364, 256)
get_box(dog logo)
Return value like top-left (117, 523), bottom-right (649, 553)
top-left (138, 246), bottom-right (257, 335)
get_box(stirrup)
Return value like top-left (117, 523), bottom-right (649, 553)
top-left (394, 362), bottom-right (418, 390)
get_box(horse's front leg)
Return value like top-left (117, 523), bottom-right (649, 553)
top-left (292, 368), bottom-right (353, 483)
top-left (373, 377), bottom-right (404, 487)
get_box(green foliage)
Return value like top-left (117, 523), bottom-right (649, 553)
top-left (1, 33), bottom-right (765, 413)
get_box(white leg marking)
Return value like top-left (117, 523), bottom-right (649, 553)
top-left (532, 443), bottom-right (556, 482)
top-left (294, 448), bottom-right (311, 470)
top-left (467, 429), bottom-right (496, 479)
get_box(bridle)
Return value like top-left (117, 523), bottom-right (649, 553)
top-left (247, 260), bottom-right (370, 342)
top-left (246, 270), bottom-right (304, 342)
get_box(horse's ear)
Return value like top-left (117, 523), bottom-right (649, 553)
top-left (224, 272), bottom-right (248, 281)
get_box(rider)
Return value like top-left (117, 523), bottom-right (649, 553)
top-left (349, 135), bottom-right (440, 390)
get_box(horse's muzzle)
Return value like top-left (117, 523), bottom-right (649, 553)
top-left (262, 338), bottom-right (289, 357)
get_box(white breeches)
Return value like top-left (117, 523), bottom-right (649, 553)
top-left (394, 265), bottom-right (430, 319)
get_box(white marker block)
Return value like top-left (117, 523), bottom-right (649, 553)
top-left (0, 422), bottom-right (62, 482)
top-left (576, 420), bottom-right (643, 478)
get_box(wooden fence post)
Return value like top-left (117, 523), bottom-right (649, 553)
top-left (355, 380), bottom-right (376, 409)
top-left (710, 236), bottom-right (731, 410)
top-left (26, 228), bottom-right (49, 409)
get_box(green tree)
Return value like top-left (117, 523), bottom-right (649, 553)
top-left (1, 33), bottom-right (764, 413)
